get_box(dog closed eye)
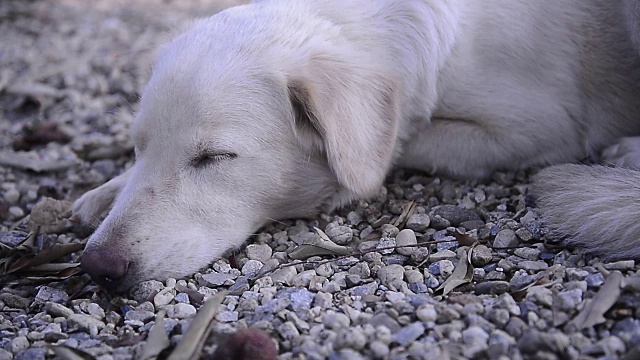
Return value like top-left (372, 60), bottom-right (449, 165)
top-left (189, 152), bottom-right (237, 168)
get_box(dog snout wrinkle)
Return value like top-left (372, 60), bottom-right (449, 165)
top-left (82, 247), bottom-right (130, 290)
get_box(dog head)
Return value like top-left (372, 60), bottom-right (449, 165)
top-left (80, 4), bottom-right (400, 292)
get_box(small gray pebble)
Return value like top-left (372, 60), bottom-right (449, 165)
top-left (200, 272), bottom-right (236, 287)
top-left (586, 273), bottom-right (605, 287)
top-left (245, 244), bottom-right (273, 263)
top-left (241, 259), bottom-right (263, 276)
top-left (216, 311), bottom-right (239, 322)
top-left (9, 336), bottom-right (29, 354)
top-left (323, 311), bottom-right (350, 330)
top-left (392, 322), bottom-right (425, 346)
top-left (67, 314), bottom-right (105, 332)
top-left (604, 260), bottom-right (635, 271)
top-left (514, 247), bottom-right (541, 260)
top-left (471, 245), bottom-right (493, 267)
top-left (416, 304), bottom-right (437, 323)
top-left (462, 326), bottom-right (489, 358)
top-left (175, 293), bottom-right (189, 303)
top-left (3, 188), bottom-right (20, 204)
top-left (377, 237), bottom-right (396, 255)
top-left (45, 302), bottom-right (74, 318)
top-left (493, 229), bottom-right (519, 249)
top-left (129, 280), bottom-right (164, 303)
top-left (168, 303), bottom-right (196, 319)
top-left (8, 206), bottom-right (24, 219)
top-left (124, 310), bottom-right (155, 323)
top-left (432, 205), bottom-right (480, 226)
top-left (517, 260), bottom-right (548, 272)
top-left (405, 214), bottom-right (430, 232)
top-left (429, 249), bottom-right (457, 262)
top-left (325, 223), bottom-right (353, 245)
top-left (395, 229), bottom-right (418, 256)
top-left (0, 293), bottom-right (30, 309)
top-left (475, 281), bottom-right (510, 295)
top-left (438, 260), bottom-right (455, 278)
top-left (557, 289), bottom-right (583, 312)
top-left (377, 264), bottom-right (405, 286)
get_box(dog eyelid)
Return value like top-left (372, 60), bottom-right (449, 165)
top-left (189, 152), bottom-right (237, 168)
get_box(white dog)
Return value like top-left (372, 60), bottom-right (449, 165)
top-left (533, 0), bottom-right (640, 261)
top-left (73, 0), bottom-right (640, 291)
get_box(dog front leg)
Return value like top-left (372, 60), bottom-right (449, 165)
top-left (399, 116), bottom-right (584, 179)
top-left (72, 168), bottom-right (132, 226)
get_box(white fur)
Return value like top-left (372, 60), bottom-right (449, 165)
top-left (533, 164), bottom-right (640, 260)
top-left (73, 0), bottom-right (640, 290)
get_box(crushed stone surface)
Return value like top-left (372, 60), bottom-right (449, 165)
top-left (1, 1), bottom-right (639, 359)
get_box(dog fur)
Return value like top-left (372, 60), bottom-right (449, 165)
top-left (73, 0), bottom-right (640, 291)
top-left (533, 0), bottom-right (640, 261)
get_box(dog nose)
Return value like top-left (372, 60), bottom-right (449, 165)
top-left (81, 247), bottom-right (130, 289)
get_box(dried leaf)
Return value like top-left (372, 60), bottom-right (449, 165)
top-left (393, 201), bottom-right (417, 229)
top-left (15, 228), bottom-right (38, 251)
top-left (6, 243), bottom-right (83, 274)
top-left (140, 310), bottom-right (170, 360)
top-left (21, 262), bottom-right (80, 273)
top-left (8, 265), bottom-right (83, 286)
top-left (49, 345), bottom-right (96, 360)
top-left (436, 245), bottom-right (476, 296)
top-left (288, 228), bottom-right (350, 260)
top-left (451, 228), bottom-right (476, 247)
top-left (314, 227), bottom-right (331, 241)
top-left (569, 271), bottom-right (623, 330)
top-left (13, 122), bottom-right (72, 151)
top-left (2, 229), bottom-right (38, 274)
top-left (167, 291), bottom-right (227, 360)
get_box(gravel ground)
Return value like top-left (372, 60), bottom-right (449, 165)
top-left (2, 1), bottom-right (640, 359)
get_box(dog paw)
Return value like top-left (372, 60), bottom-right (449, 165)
top-left (602, 137), bottom-right (640, 170)
top-left (71, 183), bottom-right (119, 226)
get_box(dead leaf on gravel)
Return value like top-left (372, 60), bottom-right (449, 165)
top-left (0, 150), bottom-right (78, 173)
top-left (288, 227), bottom-right (350, 260)
top-left (569, 271), bottom-right (623, 330)
top-left (393, 201), bottom-right (417, 229)
top-left (167, 291), bottom-right (227, 360)
top-left (510, 273), bottom-right (558, 301)
top-left (436, 244), bottom-right (477, 296)
top-left (6, 243), bottom-right (83, 274)
top-left (50, 345), bottom-right (96, 360)
top-left (451, 228), bottom-right (477, 246)
top-left (13, 122), bottom-right (72, 151)
top-left (140, 310), bottom-right (170, 360)
top-left (1, 228), bottom-right (84, 286)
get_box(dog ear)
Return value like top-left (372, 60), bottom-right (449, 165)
top-left (288, 52), bottom-right (400, 198)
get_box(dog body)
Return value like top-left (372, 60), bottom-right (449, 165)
top-left (73, 0), bottom-right (640, 290)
